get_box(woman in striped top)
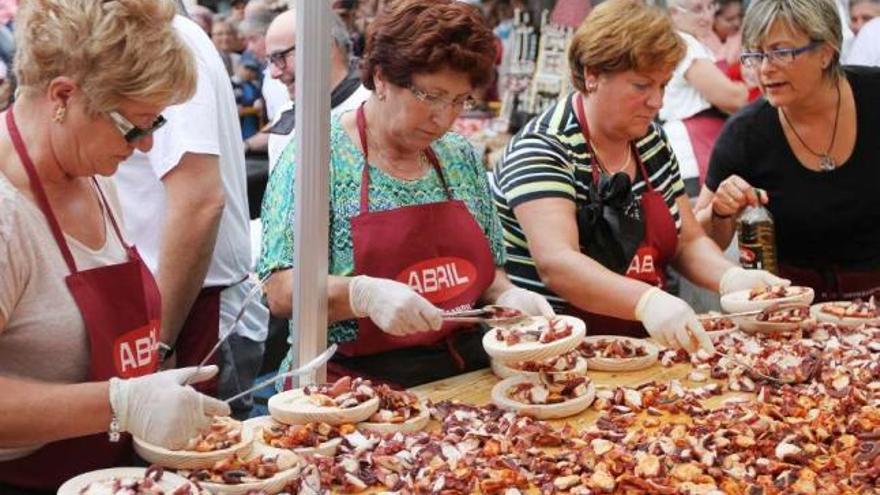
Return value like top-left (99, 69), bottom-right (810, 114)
top-left (491, 0), bottom-right (785, 352)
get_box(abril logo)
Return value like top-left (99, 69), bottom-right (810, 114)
top-left (396, 257), bottom-right (477, 303)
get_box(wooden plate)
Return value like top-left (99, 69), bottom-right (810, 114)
top-left (720, 286), bottom-right (814, 313)
top-left (579, 336), bottom-right (659, 372)
top-left (491, 375), bottom-right (595, 419)
top-left (59, 467), bottom-right (193, 495)
top-left (133, 420), bottom-right (254, 470)
top-left (180, 450), bottom-right (306, 495)
top-left (267, 388), bottom-right (379, 426)
top-left (243, 416), bottom-right (342, 457)
top-left (491, 355), bottom-right (588, 380)
top-left (698, 314), bottom-right (740, 341)
top-left (358, 405), bottom-right (430, 435)
top-left (810, 301), bottom-right (880, 327)
top-left (482, 315), bottom-right (586, 364)
top-left (738, 317), bottom-right (802, 336)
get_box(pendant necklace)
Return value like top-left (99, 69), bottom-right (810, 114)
top-left (780, 81), bottom-right (841, 172)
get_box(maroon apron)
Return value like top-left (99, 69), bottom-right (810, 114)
top-left (0, 109), bottom-right (161, 491)
top-left (568, 95), bottom-right (679, 337)
top-left (779, 263), bottom-right (880, 303)
top-left (682, 108), bottom-right (726, 186)
top-left (173, 285), bottom-right (224, 394)
top-left (307, 104), bottom-right (495, 386)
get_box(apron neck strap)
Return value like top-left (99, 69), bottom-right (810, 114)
top-left (356, 103), bottom-right (452, 214)
top-left (6, 108), bottom-right (78, 273)
top-left (574, 93), bottom-right (655, 193)
top-left (90, 177), bottom-right (130, 250)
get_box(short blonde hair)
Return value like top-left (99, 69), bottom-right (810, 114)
top-left (742, 0), bottom-right (843, 79)
top-left (568, 0), bottom-right (685, 92)
top-left (15, 0), bottom-right (197, 114)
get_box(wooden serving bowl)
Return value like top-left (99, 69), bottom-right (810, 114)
top-left (482, 315), bottom-right (586, 364)
top-left (720, 286), bottom-right (814, 313)
top-left (579, 336), bottom-right (659, 372)
top-left (267, 388), bottom-right (380, 426)
top-left (358, 405), bottom-right (430, 435)
top-left (491, 375), bottom-right (595, 420)
top-left (133, 419), bottom-right (254, 470)
top-left (490, 355), bottom-right (588, 380)
top-left (810, 301), bottom-right (880, 328)
top-left (243, 416), bottom-right (343, 458)
top-left (59, 468), bottom-right (194, 495)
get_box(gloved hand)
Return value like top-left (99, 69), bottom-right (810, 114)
top-left (495, 287), bottom-right (556, 317)
top-left (635, 287), bottom-right (714, 353)
top-left (719, 266), bottom-right (791, 295)
top-left (109, 365), bottom-right (230, 450)
top-left (349, 275), bottom-right (443, 336)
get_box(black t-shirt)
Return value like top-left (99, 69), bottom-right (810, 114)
top-left (706, 66), bottom-right (880, 270)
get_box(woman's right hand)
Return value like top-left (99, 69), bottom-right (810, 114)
top-left (635, 288), bottom-right (714, 353)
top-left (711, 175), bottom-right (768, 218)
top-left (109, 366), bottom-right (230, 450)
top-left (349, 275), bottom-right (443, 336)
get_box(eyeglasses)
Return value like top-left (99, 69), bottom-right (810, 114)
top-left (267, 45), bottom-right (296, 70)
top-left (673, 2), bottom-right (718, 17)
top-left (107, 110), bottom-right (166, 143)
top-left (408, 84), bottom-right (477, 113)
top-left (740, 41), bottom-right (822, 68)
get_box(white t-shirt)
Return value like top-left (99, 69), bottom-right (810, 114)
top-left (114, 16), bottom-right (268, 342)
top-left (660, 31), bottom-right (715, 181)
top-left (847, 18), bottom-right (880, 66)
top-left (263, 68), bottom-right (291, 125)
top-left (267, 84), bottom-right (371, 172)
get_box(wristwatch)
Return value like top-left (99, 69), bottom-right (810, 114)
top-left (157, 342), bottom-right (175, 363)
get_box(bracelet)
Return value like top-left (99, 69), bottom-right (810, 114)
top-left (157, 342), bottom-right (175, 363)
top-left (108, 414), bottom-right (121, 443)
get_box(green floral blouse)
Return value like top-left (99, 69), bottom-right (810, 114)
top-left (257, 115), bottom-right (506, 345)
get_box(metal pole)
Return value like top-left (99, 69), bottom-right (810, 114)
top-left (291, 0), bottom-right (331, 386)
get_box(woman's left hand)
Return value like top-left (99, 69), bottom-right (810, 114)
top-left (495, 287), bottom-right (556, 317)
top-left (719, 266), bottom-right (791, 295)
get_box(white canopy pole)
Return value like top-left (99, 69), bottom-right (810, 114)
top-left (291, 0), bottom-right (331, 386)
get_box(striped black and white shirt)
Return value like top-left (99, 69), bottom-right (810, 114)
top-left (490, 94), bottom-right (687, 311)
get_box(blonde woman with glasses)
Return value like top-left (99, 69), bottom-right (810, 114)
top-left (696, 0), bottom-right (880, 302)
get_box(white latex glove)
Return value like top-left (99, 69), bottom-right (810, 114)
top-left (349, 275), bottom-right (443, 336)
top-left (635, 288), bottom-right (714, 354)
top-left (719, 266), bottom-right (791, 295)
top-left (495, 287), bottom-right (556, 317)
top-left (109, 365), bottom-right (230, 450)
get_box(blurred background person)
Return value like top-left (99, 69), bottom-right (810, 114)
top-left (663, 0), bottom-right (749, 193)
top-left (212, 14), bottom-right (242, 76)
top-left (847, 17), bottom-right (880, 66)
top-left (705, 0), bottom-right (744, 66)
top-left (850, 0), bottom-right (880, 34)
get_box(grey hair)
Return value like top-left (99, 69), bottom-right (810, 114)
top-left (742, 0), bottom-right (843, 79)
top-left (330, 10), bottom-right (352, 59)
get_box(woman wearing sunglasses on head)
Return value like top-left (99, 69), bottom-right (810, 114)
top-left (258, 0), bottom-right (553, 388)
top-left (0, 1), bottom-right (230, 492)
top-left (695, 0), bottom-right (880, 302)
top-left (491, 0), bottom-right (784, 355)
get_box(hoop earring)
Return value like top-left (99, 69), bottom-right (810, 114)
top-left (53, 105), bottom-right (67, 123)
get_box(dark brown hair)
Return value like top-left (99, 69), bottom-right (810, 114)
top-left (361, 0), bottom-right (497, 91)
top-left (568, 0), bottom-right (685, 92)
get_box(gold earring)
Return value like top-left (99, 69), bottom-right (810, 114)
top-left (53, 105), bottom-right (66, 123)
top-left (378, 93), bottom-right (386, 101)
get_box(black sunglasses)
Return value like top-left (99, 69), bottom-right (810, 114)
top-left (107, 110), bottom-right (166, 143)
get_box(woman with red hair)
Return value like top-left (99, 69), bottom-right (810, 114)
top-left (259, 0), bottom-right (553, 387)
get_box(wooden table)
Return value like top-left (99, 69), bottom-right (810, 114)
top-left (411, 361), bottom-right (750, 429)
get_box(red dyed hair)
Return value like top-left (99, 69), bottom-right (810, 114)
top-left (361, 0), bottom-right (497, 91)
